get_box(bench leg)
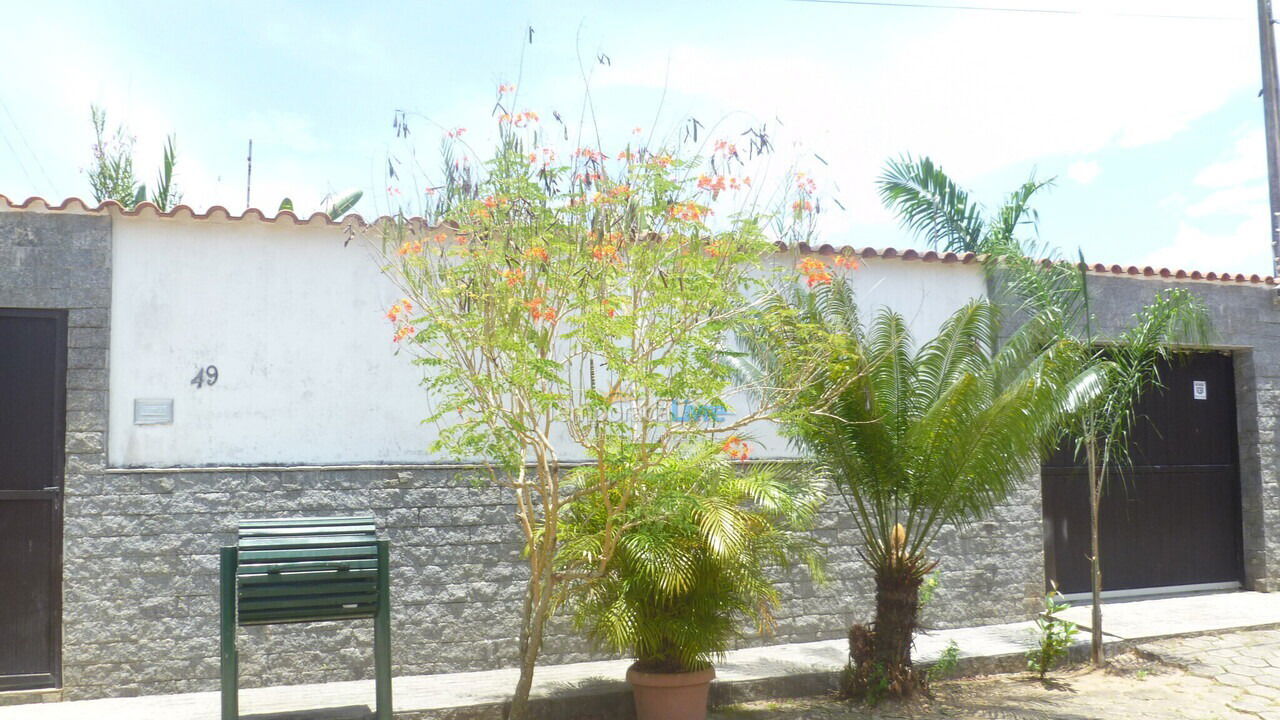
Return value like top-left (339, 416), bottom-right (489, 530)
top-left (374, 540), bottom-right (392, 720)
top-left (220, 547), bottom-right (238, 720)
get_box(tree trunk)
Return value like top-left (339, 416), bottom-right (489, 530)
top-left (873, 564), bottom-right (922, 673)
top-left (1087, 437), bottom-right (1105, 667)
top-left (507, 539), bottom-right (557, 719)
top-left (840, 561), bottom-right (925, 700)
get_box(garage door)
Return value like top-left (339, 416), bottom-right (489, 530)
top-left (1042, 352), bottom-right (1243, 595)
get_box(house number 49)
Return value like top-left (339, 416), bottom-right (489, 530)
top-left (191, 365), bottom-right (219, 388)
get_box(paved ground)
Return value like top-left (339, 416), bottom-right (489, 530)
top-left (712, 629), bottom-right (1280, 720)
top-left (2, 593), bottom-right (1276, 719)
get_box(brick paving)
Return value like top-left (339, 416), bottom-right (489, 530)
top-left (1140, 628), bottom-right (1280, 720)
top-left (713, 628), bottom-right (1280, 720)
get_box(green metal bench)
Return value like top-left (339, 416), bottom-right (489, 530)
top-left (220, 516), bottom-right (392, 720)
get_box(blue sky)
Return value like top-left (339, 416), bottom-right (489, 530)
top-left (0, 0), bottom-right (1274, 275)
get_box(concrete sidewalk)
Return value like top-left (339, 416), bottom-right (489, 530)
top-left (2, 591), bottom-right (1277, 720)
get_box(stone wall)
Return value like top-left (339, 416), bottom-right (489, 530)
top-left (58, 464), bottom-right (1041, 699)
top-left (1083, 275), bottom-right (1280, 592)
top-left (4, 209), bottom-right (1271, 702)
top-left (0, 211), bottom-right (112, 696)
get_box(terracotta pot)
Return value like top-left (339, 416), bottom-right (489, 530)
top-left (626, 664), bottom-right (716, 720)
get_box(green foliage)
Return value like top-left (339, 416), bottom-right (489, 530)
top-left (1027, 588), bottom-right (1077, 679)
top-left (877, 154), bottom-right (1213, 669)
top-left (373, 101), bottom-right (830, 717)
top-left (756, 281), bottom-right (1099, 580)
top-left (560, 444), bottom-right (824, 672)
top-left (88, 105), bottom-right (140, 207)
top-left (750, 280), bottom-right (1102, 695)
top-left (149, 134), bottom-right (181, 212)
top-left (87, 105), bottom-right (181, 211)
top-left (927, 640), bottom-right (961, 682)
top-left (324, 189), bottom-right (363, 218)
top-left (878, 154), bottom-right (1050, 254)
top-left (917, 570), bottom-right (942, 613)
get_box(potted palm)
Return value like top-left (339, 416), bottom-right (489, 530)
top-left (560, 444), bottom-right (824, 720)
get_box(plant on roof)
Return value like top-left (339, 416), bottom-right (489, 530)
top-left (371, 87), bottom-right (845, 719)
top-left (880, 155), bottom-right (1210, 668)
top-left (745, 278), bottom-right (1104, 700)
top-left (86, 105), bottom-right (182, 211)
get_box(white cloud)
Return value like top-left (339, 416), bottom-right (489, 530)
top-left (1067, 160), bottom-right (1101, 185)
top-left (1143, 216), bottom-right (1273, 275)
top-left (1194, 130), bottom-right (1266, 188)
top-left (1185, 184), bottom-right (1266, 218)
top-left (1147, 125), bottom-right (1274, 276)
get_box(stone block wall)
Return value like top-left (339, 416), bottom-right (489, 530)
top-left (58, 464), bottom-right (1042, 699)
top-left (0, 211), bottom-right (112, 696)
top-left (1084, 276), bottom-right (1280, 592)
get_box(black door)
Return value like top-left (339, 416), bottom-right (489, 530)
top-left (0, 309), bottom-right (66, 690)
top-left (1042, 352), bottom-right (1243, 595)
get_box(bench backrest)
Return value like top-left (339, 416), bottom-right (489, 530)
top-left (234, 516), bottom-right (384, 626)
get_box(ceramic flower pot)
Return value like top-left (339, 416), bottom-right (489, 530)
top-left (626, 664), bottom-right (716, 720)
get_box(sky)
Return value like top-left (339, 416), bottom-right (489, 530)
top-left (0, 0), bottom-right (1275, 276)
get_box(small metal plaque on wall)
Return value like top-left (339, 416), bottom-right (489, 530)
top-left (134, 398), bottom-right (174, 425)
top-left (1193, 380), bottom-right (1207, 400)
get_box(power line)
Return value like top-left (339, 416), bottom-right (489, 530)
top-left (790, 0), bottom-right (1249, 22)
top-left (0, 119), bottom-right (37, 194)
top-left (0, 97), bottom-right (58, 197)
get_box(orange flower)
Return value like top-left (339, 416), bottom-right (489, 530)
top-left (524, 246), bottom-right (549, 262)
top-left (385, 299), bottom-right (413, 322)
top-left (705, 240), bottom-right (732, 258)
top-left (592, 243), bottom-right (619, 263)
top-left (714, 139), bottom-right (738, 157)
top-left (721, 436), bottom-right (750, 461)
top-left (498, 82), bottom-right (517, 94)
top-left (431, 232), bottom-right (449, 245)
top-left (667, 201), bottom-right (709, 222)
top-left (651, 154), bottom-right (673, 168)
top-left (396, 239), bottom-right (424, 256)
top-left (792, 199), bottom-right (815, 214)
top-left (834, 254), bottom-right (860, 270)
top-left (573, 147), bottom-right (607, 163)
top-left (393, 324), bottom-right (416, 343)
top-left (799, 257), bottom-right (833, 287)
top-left (502, 268), bottom-right (525, 286)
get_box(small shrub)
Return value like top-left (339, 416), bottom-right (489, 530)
top-left (927, 640), bottom-right (961, 682)
top-left (917, 570), bottom-right (942, 613)
top-left (1027, 586), bottom-right (1078, 679)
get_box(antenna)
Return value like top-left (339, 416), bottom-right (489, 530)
top-left (246, 139), bottom-right (254, 209)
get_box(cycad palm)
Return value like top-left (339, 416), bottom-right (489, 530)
top-left (751, 280), bottom-right (1101, 697)
top-left (879, 154), bottom-right (1210, 666)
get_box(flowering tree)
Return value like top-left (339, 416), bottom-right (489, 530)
top-left (371, 89), bottom-right (845, 718)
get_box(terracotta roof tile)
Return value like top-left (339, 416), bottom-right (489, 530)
top-left (3, 194), bottom-right (1275, 286)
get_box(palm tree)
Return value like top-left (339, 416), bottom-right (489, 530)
top-left (748, 280), bottom-right (1102, 698)
top-left (559, 443), bottom-right (825, 674)
top-left (878, 154), bottom-right (1049, 254)
top-left (878, 155), bottom-right (1210, 666)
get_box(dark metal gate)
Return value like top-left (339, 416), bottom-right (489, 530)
top-left (1042, 352), bottom-right (1243, 595)
top-left (0, 309), bottom-right (66, 690)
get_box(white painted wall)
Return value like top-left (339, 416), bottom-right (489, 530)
top-left (107, 216), bottom-right (988, 467)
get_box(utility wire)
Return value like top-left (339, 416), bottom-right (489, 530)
top-left (0, 119), bottom-right (37, 195)
top-left (0, 97), bottom-right (58, 197)
top-left (790, 0), bottom-right (1249, 22)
